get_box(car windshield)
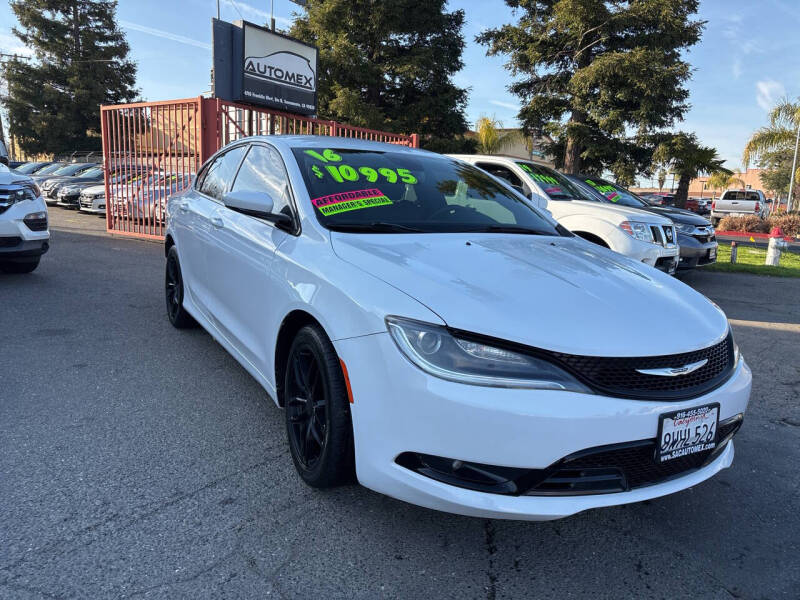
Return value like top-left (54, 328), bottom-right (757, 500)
top-left (52, 163), bottom-right (95, 176)
top-left (292, 148), bottom-right (561, 235)
top-left (579, 177), bottom-right (648, 208)
top-left (13, 162), bottom-right (46, 174)
top-left (514, 162), bottom-right (586, 201)
top-left (80, 167), bottom-right (104, 178)
top-left (35, 163), bottom-right (66, 175)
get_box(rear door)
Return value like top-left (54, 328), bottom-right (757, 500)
top-left (203, 142), bottom-right (295, 376)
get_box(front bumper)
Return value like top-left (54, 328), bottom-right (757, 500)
top-left (79, 194), bottom-right (106, 214)
top-left (334, 332), bottom-right (751, 521)
top-left (609, 232), bottom-right (679, 273)
top-left (56, 193), bottom-right (81, 208)
top-left (677, 233), bottom-right (718, 270)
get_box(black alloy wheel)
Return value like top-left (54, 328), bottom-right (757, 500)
top-left (284, 325), bottom-right (355, 488)
top-left (165, 246), bottom-right (196, 328)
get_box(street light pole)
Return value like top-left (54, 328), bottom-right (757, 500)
top-left (787, 121), bottom-right (800, 213)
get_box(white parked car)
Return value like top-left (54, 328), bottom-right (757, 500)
top-left (710, 189), bottom-right (768, 225)
top-left (78, 182), bottom-right (108, 214)
top-left (449, 155), bottom-right (679, 274)
top-left (165, 136), bottom-right (750, 521)
top-left (0, 164), bottom-right (49, 273)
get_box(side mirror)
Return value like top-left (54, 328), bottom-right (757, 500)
top-left (223, 189), bottom-right (292, 227)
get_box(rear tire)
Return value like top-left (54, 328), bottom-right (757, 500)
top-left (165, 246), bottom-right (196, 329)
top-left (284, 324), bottom-right (355, 488)
top-left (0, 258), bottom-right (40, 274)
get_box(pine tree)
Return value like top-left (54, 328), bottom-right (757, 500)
top-left (2, 0), bottom-right (138, 156)
top-left (478, 0), bottom-right (704, 174)
top-left (290, 0), bottom-right (471, 152)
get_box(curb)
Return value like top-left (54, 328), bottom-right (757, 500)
top-left (715, 230), bottom-right (796, 242)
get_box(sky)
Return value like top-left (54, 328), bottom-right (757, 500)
top-left (2, 0), bottom-right (799, 184)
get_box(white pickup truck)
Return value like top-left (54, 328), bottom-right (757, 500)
top-left (449, 154), bottom-right (680, 274)
top-left (710, 189), bottom-right (767, 225)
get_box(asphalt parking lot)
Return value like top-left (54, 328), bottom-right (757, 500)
top-left (2, 210), bottom-right (799, 600)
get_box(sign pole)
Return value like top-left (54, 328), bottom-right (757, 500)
top-left (787, 121), bottom-right (800, 213)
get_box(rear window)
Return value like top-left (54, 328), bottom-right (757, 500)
top-left (721, 191), bottom-right (760, 202)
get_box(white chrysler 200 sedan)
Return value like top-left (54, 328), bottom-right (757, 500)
top-left (164, 136), bottom-right (751, 521)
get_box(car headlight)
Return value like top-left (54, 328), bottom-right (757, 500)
top-left (2, 184), bottom-right (38, 204)
top-left (676, 223), bottom-right (696, 234)
top-left (619, 221), bottom-right (655, 243)
top-left (386, 316), bottom-right (593, 392)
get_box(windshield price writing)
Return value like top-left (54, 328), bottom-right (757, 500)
top-left (304, 149), bottom-right (418, 185)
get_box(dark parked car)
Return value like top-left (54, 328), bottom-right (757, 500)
top-left (52, 166), bottom-right (107, 208)
top-left (564, 174), bottom-right (718, 271)
top-left (36, 163), bottom-right (99, 201)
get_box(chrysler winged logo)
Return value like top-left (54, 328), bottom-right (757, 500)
top-left (244, 51), bottom-right (316, 91)
top-left (636, 359), bottom-right (708, 377)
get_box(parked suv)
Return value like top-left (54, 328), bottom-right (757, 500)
top-left (710, 189), bottom-right (767, 225)
top-left (449, 155), bottom-right (679, 274)
top-left (565, 175), bottom-right (718, 271)
top-left (0, 164), bottom-right (49, 273)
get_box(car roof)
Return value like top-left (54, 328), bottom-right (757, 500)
top-left (238, 135), bottom-right (436, 157)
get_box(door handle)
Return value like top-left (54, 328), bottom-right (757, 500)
top-left (211, 217), bottom-right (224, 229)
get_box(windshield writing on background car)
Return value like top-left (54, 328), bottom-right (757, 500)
top-left (582, 178), bottom-right (648, 208)
top-left (514, 162), bottom-right (585, 201)
top-left (293, 148), bottom-right (561, 235)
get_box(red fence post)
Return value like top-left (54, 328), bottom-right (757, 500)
top-left (198, 96), bottom-right (219, 164)
top-left (410, 133), bottom-right (420, 148)
top-left (100, 107), bottom-right (112, 233)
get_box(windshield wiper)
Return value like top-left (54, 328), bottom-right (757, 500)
top-left (327, 222), bottom-right (426, 233)
top-left (466, 225), bottom-right (553, 235)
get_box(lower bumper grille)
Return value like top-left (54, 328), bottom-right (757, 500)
top-left (526, 415), bottom-right (742, 495)
top-left (396, 415), bottom-right (743, 497)
top-left (0, 236), bottom-right (22, 248)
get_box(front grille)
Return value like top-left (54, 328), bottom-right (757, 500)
top-left (526, 415), bottom-right (743, 495)
top-left (546, 332), bottom-right (735, 400)
top-left (0, 236), bottom-right (22, 248)
top-left (662, 225), bottom-right (675, 245)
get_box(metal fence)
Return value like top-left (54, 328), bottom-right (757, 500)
top-left (100, 96), bottom-right (419, 239)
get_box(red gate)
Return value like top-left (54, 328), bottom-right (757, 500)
top-left (100, 96), bottom-right (419, 239)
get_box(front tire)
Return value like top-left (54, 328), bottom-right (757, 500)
top-left (0, 258), bottom-right (40, 274)
top-left (165, 246), bottom-right (196, 329)
top-left (284, 325), bottom-right (355, 488)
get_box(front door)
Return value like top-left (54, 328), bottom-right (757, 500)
top-left (203, 143), bottom-right (294, 377)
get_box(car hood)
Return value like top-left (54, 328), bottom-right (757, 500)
top-left (331, 233), bottom-right (729, 357)
top-left (637, 205), bottom-right (710, 226)
top-left (555, 199), bottom-right (673, 225)
top-left (0, 169), bottom-right (33, 186)
top-left (81, 183), bottom-right (105, 194)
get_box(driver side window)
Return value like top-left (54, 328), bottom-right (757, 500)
top-left (231, 145), bottom-right (293, 217)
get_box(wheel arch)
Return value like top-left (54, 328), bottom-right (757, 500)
top-left (274, 310), bottom-right (327, 407)
top-left (164, 233), bottom-right (175, 257)
top-left (573, 230), bottom-right (610, 248)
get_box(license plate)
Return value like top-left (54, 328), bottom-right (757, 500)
top-left (657, 404), bottom-right (718, 463)
top-left (668, 259), bottom-right (677, 275)
top-left (708, 247), bottom-right (716, 260)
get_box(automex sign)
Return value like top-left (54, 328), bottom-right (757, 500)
top-left (212, 19), bottom-right (318, 115)
top-left (242, 23), bottom-right (317, 115)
